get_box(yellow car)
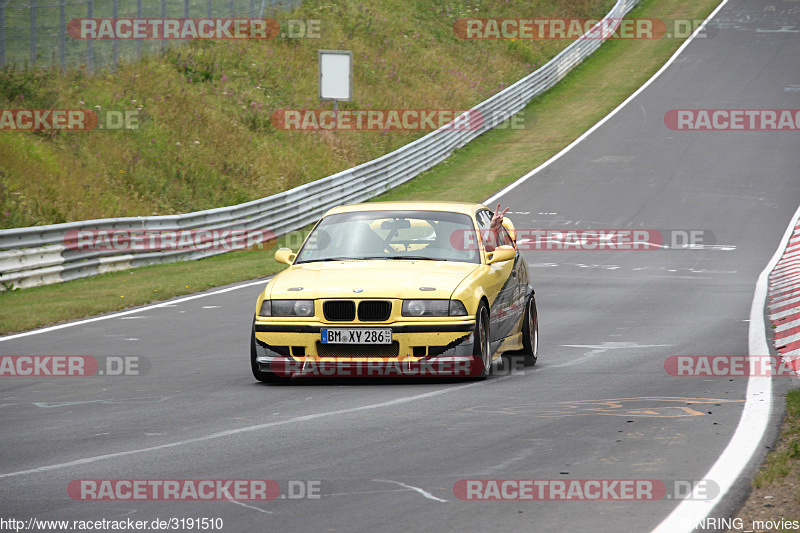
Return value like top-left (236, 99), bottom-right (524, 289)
top-left (250, 201), bottom-right (537, 382)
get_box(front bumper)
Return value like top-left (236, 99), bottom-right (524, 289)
top-left (253, 320), bottom-right (478, 376)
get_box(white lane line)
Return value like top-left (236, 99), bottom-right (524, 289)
top-left (548, 352), bottom-right (602, 369)
top-left (0, 279), bottom-right (270, 342)
top-left (551, 342), bottom-right (673, 369)
top-left (226, 499), bottom-right (272, 514)
top-left (329, 488), bottom-right (412, 497)
top-left (372, 479), bottom-right (448, 503)
top-left (0, 381), bottom-right (483, 479)
top-left (33, 397), bottom-right (170, 408)
top-left (547, 342), bottom-right (675, 368)
top-left (485, 0), bottom-right (726, 206)
top-left (652, 197), bottom-right (800, 532)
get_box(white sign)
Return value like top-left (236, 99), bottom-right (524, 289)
top-left (319, 50), bottom-right (352, 102)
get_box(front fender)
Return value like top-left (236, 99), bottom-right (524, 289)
top-left (451, 262), bottom-right (513, 316)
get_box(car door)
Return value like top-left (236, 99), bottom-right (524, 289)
top-left (476, 209), bottom-right (519, 342)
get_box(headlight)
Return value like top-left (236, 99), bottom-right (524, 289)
top-left (259, 300), bottom-right (271, 316)
top-left (267, 300), bottom-right (315, 317)
top-left (402, 299), bottom-right (468, 317)
top-left (448, 300), bottom-right (468, 316)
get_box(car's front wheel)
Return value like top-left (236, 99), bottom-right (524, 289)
top-left (521, 296), bottom-right (538, 367)
top-left (473, 302), bottom-right (492, 378)
top-left (251, 319), bottom-right (291, 384)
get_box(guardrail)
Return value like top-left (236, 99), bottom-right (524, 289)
top-left (0, 0), bottom-right (641, 290)
top-left (0, 0), bottom-right (302, 72)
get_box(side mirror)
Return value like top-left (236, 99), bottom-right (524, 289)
top-left (502, 217), bottom-right (516, 243)
top-left (486, 245), bottom-right (516, 264)
top-left (275, 247), bottom-right (296, 265)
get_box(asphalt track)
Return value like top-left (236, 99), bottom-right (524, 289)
top-left (2, 1), bottom-right (800, 531)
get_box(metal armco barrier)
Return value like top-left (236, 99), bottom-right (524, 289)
top-left (0, 0), bottom-right (641, 290)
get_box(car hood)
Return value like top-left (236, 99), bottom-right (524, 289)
top-left (268, 260), bottom-right (478, 300)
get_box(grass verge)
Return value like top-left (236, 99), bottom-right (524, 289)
top-left (728, 390), bottom-right (800, 531)
top-left (0, 0), bottom-right (721, 334)
top-left (0, 0), bottom-right (609, 228)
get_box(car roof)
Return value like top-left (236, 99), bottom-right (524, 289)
top-left (324, 201), bottom-right (488, 217)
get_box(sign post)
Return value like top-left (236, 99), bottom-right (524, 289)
top-left (318, 50), bottom-right (353, 126)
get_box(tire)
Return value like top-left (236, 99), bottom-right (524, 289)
top-left (521, 296), bottom-right (538, 367)
top-left (251, 319), bottom-right (291, 384)
top-left (473, 302), bottom-right (492, 378)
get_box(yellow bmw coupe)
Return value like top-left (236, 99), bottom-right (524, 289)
top-left (250, 201), bottom-right (537, 382)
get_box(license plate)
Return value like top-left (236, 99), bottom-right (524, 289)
top-left (321, 328), bottom-right (392, 344)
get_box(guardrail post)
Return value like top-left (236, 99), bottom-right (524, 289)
top-left (0, 1), bottom-right (6, 68)
top-left (159, 0), bottom-right (166, 52)
top-left (58, 0), bottom-right (66, 71)
top-left (29, 0), bottom-right (37, 66)
top-left (86, 0), bottom-right (93, 72)
top-left (136, 0), bottom-right (142, 60)
top-left (112, 0), bottom-right (118, 71)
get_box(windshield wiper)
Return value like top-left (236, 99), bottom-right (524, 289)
top-left (298, 257), bottom-right (360, 263)
top-left (361, 255), bottom-right (440, 261)
top-left (301, 255), bottom-right (446, 263)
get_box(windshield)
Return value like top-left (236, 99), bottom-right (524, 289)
top-left (294, 210), bottom-right (480, 264)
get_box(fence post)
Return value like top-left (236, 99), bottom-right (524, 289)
top-left (229, 0), bottom-right (234, 17)
top-left (250, 0), bottom-right (255, 18)
top-left (207, 0), bottom-right (212, 19)
top-left (160, 0), bottom-right (165, 52)
top-left (59, 0), bottom-right (66, 71)
top-left (0, 1), bottom-right (6, 68)
top-left (137, 0), bottom-right (142, 60)
top-left (112, 0), bottom-right (118, 71)
top-left (183, 0), bottom-right (189, 19)
top-left (29, 0), bottom-right (37, 66)
top-left (86, 0), bottom-right (93, 72)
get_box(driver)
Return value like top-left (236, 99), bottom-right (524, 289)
top-left (484, 203), bottom-right (510, 251)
